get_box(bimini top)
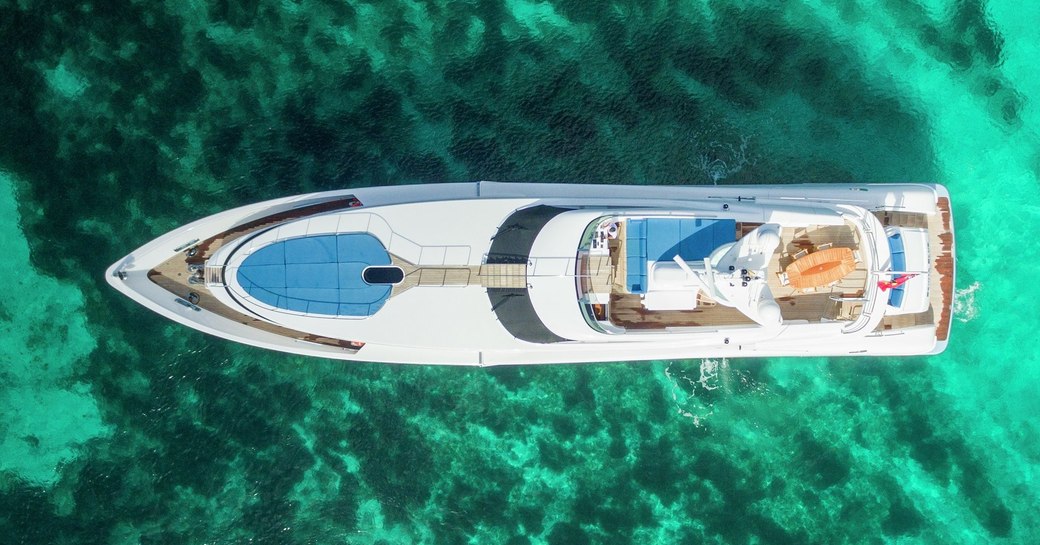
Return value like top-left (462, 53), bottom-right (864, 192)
top-left (236, 233), bottom-right (391, 316)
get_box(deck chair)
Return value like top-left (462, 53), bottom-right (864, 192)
top-left (816, 242), bottom-right (833, 251)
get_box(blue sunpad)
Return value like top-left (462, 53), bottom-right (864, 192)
top-left (237, 233), bottom-right (392, 316)
top-left (626, 218), bottom-right (736, 294)
top-left (887, 233), bottom-right (906, 307)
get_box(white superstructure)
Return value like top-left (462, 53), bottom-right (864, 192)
top-left (106, 182), bottom-right (955, 365)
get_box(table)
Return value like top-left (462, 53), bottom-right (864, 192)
top-left (590, 221), bottom-right (618, 255)
top-left (785, 247), bottom-right (855, 289)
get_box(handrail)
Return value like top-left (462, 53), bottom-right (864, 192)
top-left (836, 205), bottom-right (887, 334)
top-left (829, 295), bottom-right (868, 302)
top-left (877, 270), bottom-right (928, 276)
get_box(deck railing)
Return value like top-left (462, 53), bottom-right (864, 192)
top-left (838, 206), bottom-right (884, 334)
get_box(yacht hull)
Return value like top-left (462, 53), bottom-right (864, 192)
top-left (106, 182), bottom-right (955, 365)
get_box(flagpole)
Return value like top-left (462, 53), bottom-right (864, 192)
top-left (875, 270), bottom-right (926, 276)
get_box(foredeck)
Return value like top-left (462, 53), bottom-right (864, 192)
top-left (608, 223), bottom-right (867, 329)
top-left (147, 196), bottom-right (365, 351)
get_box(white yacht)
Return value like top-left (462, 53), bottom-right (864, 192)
top-left (106, 182), bottom-right (955, 365)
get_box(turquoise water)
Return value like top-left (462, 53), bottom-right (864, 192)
top-left (1, 0), bottom-right (1038, 543)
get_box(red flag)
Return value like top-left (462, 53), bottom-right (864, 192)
top-left (878, 273), bottom-right (917, 291)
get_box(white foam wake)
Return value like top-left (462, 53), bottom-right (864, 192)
top-left (663, 359), bottom-right (728, 425)
top-left (953, 281), bottom-right (981, 323)
top-left (691, 134), bottom-right (756, 185)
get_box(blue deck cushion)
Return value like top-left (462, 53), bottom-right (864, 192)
top-left (625, 218), bottom-right (736, 294)
top-left (887, 233), bottom-right (906, 307)
top-left (626, 219), bottom-right (648, 293)
top-left (237, 233), bottom-right (392, 316)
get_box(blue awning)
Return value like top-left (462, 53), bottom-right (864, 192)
top-left (237, 233), bottom-right (392, 316)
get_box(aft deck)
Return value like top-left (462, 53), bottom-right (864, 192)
top-left (607, 222), bottom-right (868, 329)
top-left (875, 199), bottom-right (954, 339)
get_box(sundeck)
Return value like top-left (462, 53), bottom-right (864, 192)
top-left (106, 182), bottom-right (954, 365)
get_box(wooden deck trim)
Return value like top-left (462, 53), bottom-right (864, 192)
top-left (148, 267), bottom-right (362, 350)
top-left (935, 197), bottom-right (954, 341)
top-left (188, 196), bottom-right (361, 264)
